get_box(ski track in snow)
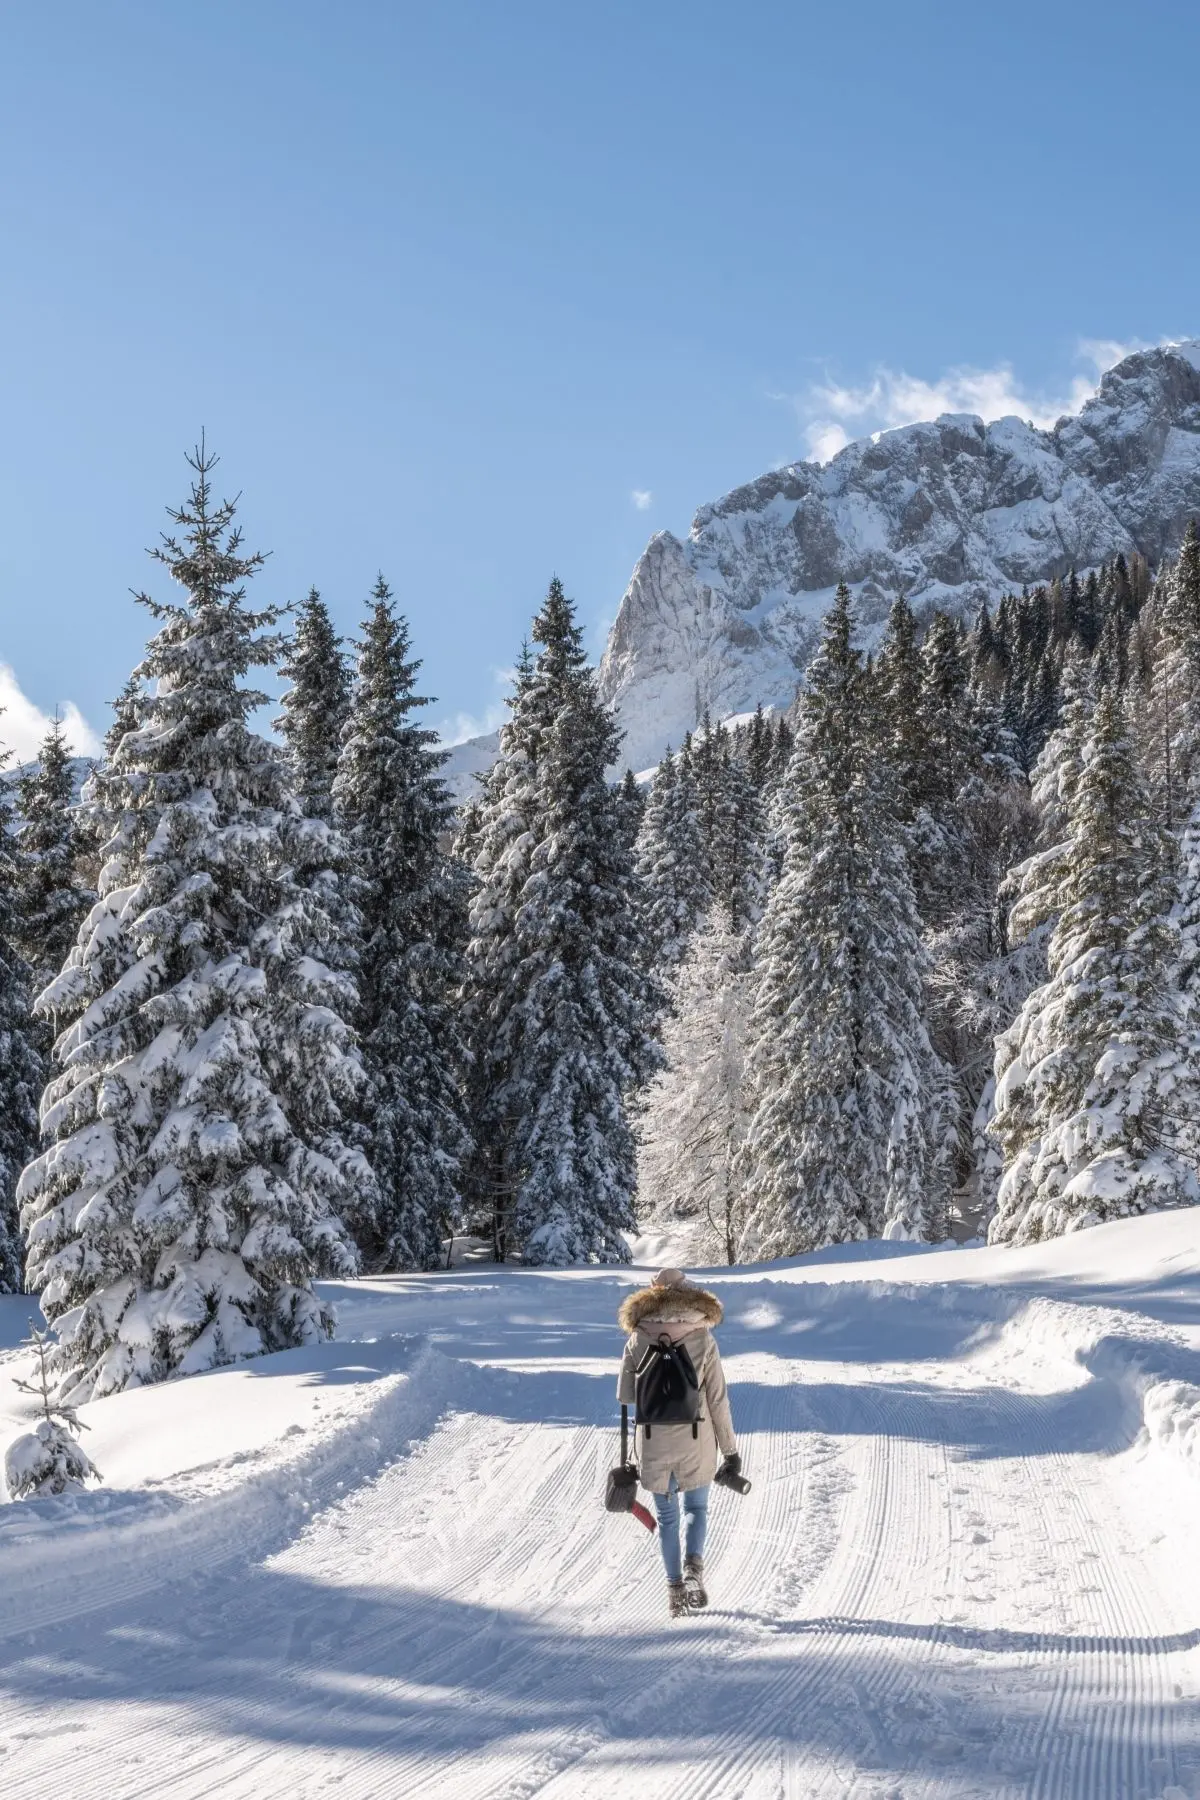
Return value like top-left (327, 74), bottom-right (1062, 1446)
top-left (1, 1225), bottom-right (1200, 1798)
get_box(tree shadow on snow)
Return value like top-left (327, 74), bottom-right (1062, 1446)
top-left (1, 1571), bottom-right (1196, 1790)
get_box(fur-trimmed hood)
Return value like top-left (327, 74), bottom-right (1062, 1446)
top-left (618, 1283), bottom-right (723, 1334)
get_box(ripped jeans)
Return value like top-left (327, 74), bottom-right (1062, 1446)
top-left (653, 1474), bottom-right (710, 1583)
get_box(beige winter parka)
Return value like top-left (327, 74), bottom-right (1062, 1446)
top-left (616, 1279), bottom-right (737, 1494)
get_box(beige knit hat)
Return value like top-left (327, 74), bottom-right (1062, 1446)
top-left (653, 1267), bottom-right (688, 1288)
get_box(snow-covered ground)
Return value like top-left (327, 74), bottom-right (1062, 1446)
top-left (3, 1212), bottom-right (1200, 1797)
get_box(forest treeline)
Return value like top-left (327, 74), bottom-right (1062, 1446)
top-left (2, 444), bottom-right (1198, 1398)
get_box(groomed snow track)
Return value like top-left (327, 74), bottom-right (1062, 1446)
top-left (1, 1225), bottom-right (1200, 1798)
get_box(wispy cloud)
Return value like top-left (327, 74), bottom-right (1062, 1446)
top-left (631, 489), bottom-right (653, 511)
top-left (782, 338), bottom-right (1163, 465)
top-left (0, 665), bottom-right (101, 762)
top-left (435, 664), bottom-right (518, 746)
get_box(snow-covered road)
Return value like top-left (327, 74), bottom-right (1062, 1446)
top-left (2, 1217), bottom-right (1200, 1798)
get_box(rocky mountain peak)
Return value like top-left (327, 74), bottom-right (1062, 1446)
top-left (598, 341), bottom-right (1200, 771)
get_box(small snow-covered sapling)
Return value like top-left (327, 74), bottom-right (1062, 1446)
top-left (4, 1323), bottom-right (102, 1500)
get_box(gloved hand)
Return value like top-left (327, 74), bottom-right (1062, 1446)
top-left (715, 1452), bottom-right (750, 1494)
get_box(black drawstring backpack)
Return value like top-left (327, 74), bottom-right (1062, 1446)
top-left (635, 1333), bottom-right (702, 1438)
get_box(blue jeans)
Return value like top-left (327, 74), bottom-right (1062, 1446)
top-left (653, 1475), bottom-right (710, 1582)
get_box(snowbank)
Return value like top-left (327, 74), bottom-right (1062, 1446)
top-left (0, 1331), bottom-right (494, 1639)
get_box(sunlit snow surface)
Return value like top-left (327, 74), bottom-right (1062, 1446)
top-left (2, 1211), bottom-right (1200, 1797)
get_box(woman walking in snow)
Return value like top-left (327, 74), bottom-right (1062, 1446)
top-left (617, 1267), bottom-right (741, 1617)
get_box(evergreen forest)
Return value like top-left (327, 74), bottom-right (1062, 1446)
top-left (6, 445), bottom-right (1200, 1395)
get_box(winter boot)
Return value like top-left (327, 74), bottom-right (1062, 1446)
top-left (684, 1555), bottom-right (708, 1609)
top-left (667, 1579), bottom-right (689, 1619)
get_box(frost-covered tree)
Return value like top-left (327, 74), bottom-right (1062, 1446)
top-left (14, 716), bottom-right (94, 1017)
top-left (636, 914), bottom-right (753, 1265)
top-left (0, 746), bottom-right (40, 1293)
top-left (990, 687), bottom-right (1198, 1244)
top-left (277, 588), bottom-right (351, 824)
top-left (464, 578), bottom-right (660, 1264)
top-left (333, 577), bottom-right (469, 1270)
top-left (738, 585), bottom-right (954, 1257)
top-left (18, 444), bottom-right (360, 1402)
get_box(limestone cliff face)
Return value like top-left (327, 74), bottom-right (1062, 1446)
top-left (598, 343), bottom-right (1200, 771)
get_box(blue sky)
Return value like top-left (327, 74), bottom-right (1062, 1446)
top-left (2, 0), bottom-right (1198, 757)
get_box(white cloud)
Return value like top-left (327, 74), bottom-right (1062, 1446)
top-left (806, 421), bottom-right (852, 464)
top-left (1076, 335), bottom-right (1154, 374)
top-left (784, 337), bottom-right (1160, 465)
top-left (0, 665), bottom-right (101, 762)
top-left (631, 489), bottom-right (653, 511)
top-left (435, 664), bottom-right (517, 746)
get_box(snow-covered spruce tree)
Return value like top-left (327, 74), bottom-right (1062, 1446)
top-left (712, 731), bottom-right (765, 931)
top-left (75, 676), bottom-right (147, 890)
top-left (463, 578), bottom-right (661, 1264)
top-left (957, 655), bottom-right (1094, 1228)
top-left (874, 594), bottom-right (926, 813)
top-left (332, 577), bottom-right (469, 1270)
top-left (634, 740), bottom-right (708, 969)
top-left (614, 767), bottom-right (645, 853)
top-left (0, 747), bottom-right (40, 1293)
top-left (1138, 521), bottom-right (1200, 832)
top-left (459, 645), bottom-right (543, 1254)
top-left (910, 610), bottom-right (989, 927)
top-left (769, 713), bottom-right (795, 780)
top-left (4, 1324), bottom-right (100, 1499)
top-left (15, 716), bottom-right (94, 1021)
top-left (266, 586), bottom-right (368, 1238)
top-left (989, 686), bottom-right (1198, 1245)
top-left (635, 748), bottom-right (681, 965)
top-left (744, 704), bottom-right (773, 791)
top-left (738, 585), bottom-right (954, 1256)
top-left (18, 444), bottom-right (359, 1401)
top-left (276, 588), bottom-right (351, 824)
top-left (105, 674), bottom-right (144, 756)
top-left (1006, 653), bottom-right (1095, 949)
top-left (691, 714), bottom-right (764, 922)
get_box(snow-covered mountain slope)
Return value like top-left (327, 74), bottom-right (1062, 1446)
top-left (601, 341), bottom-right (1200, 769)
top-left (440, 726), bottom-right (500, 804)
top-left (3, 1210), bottom-right (1200, 1797)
